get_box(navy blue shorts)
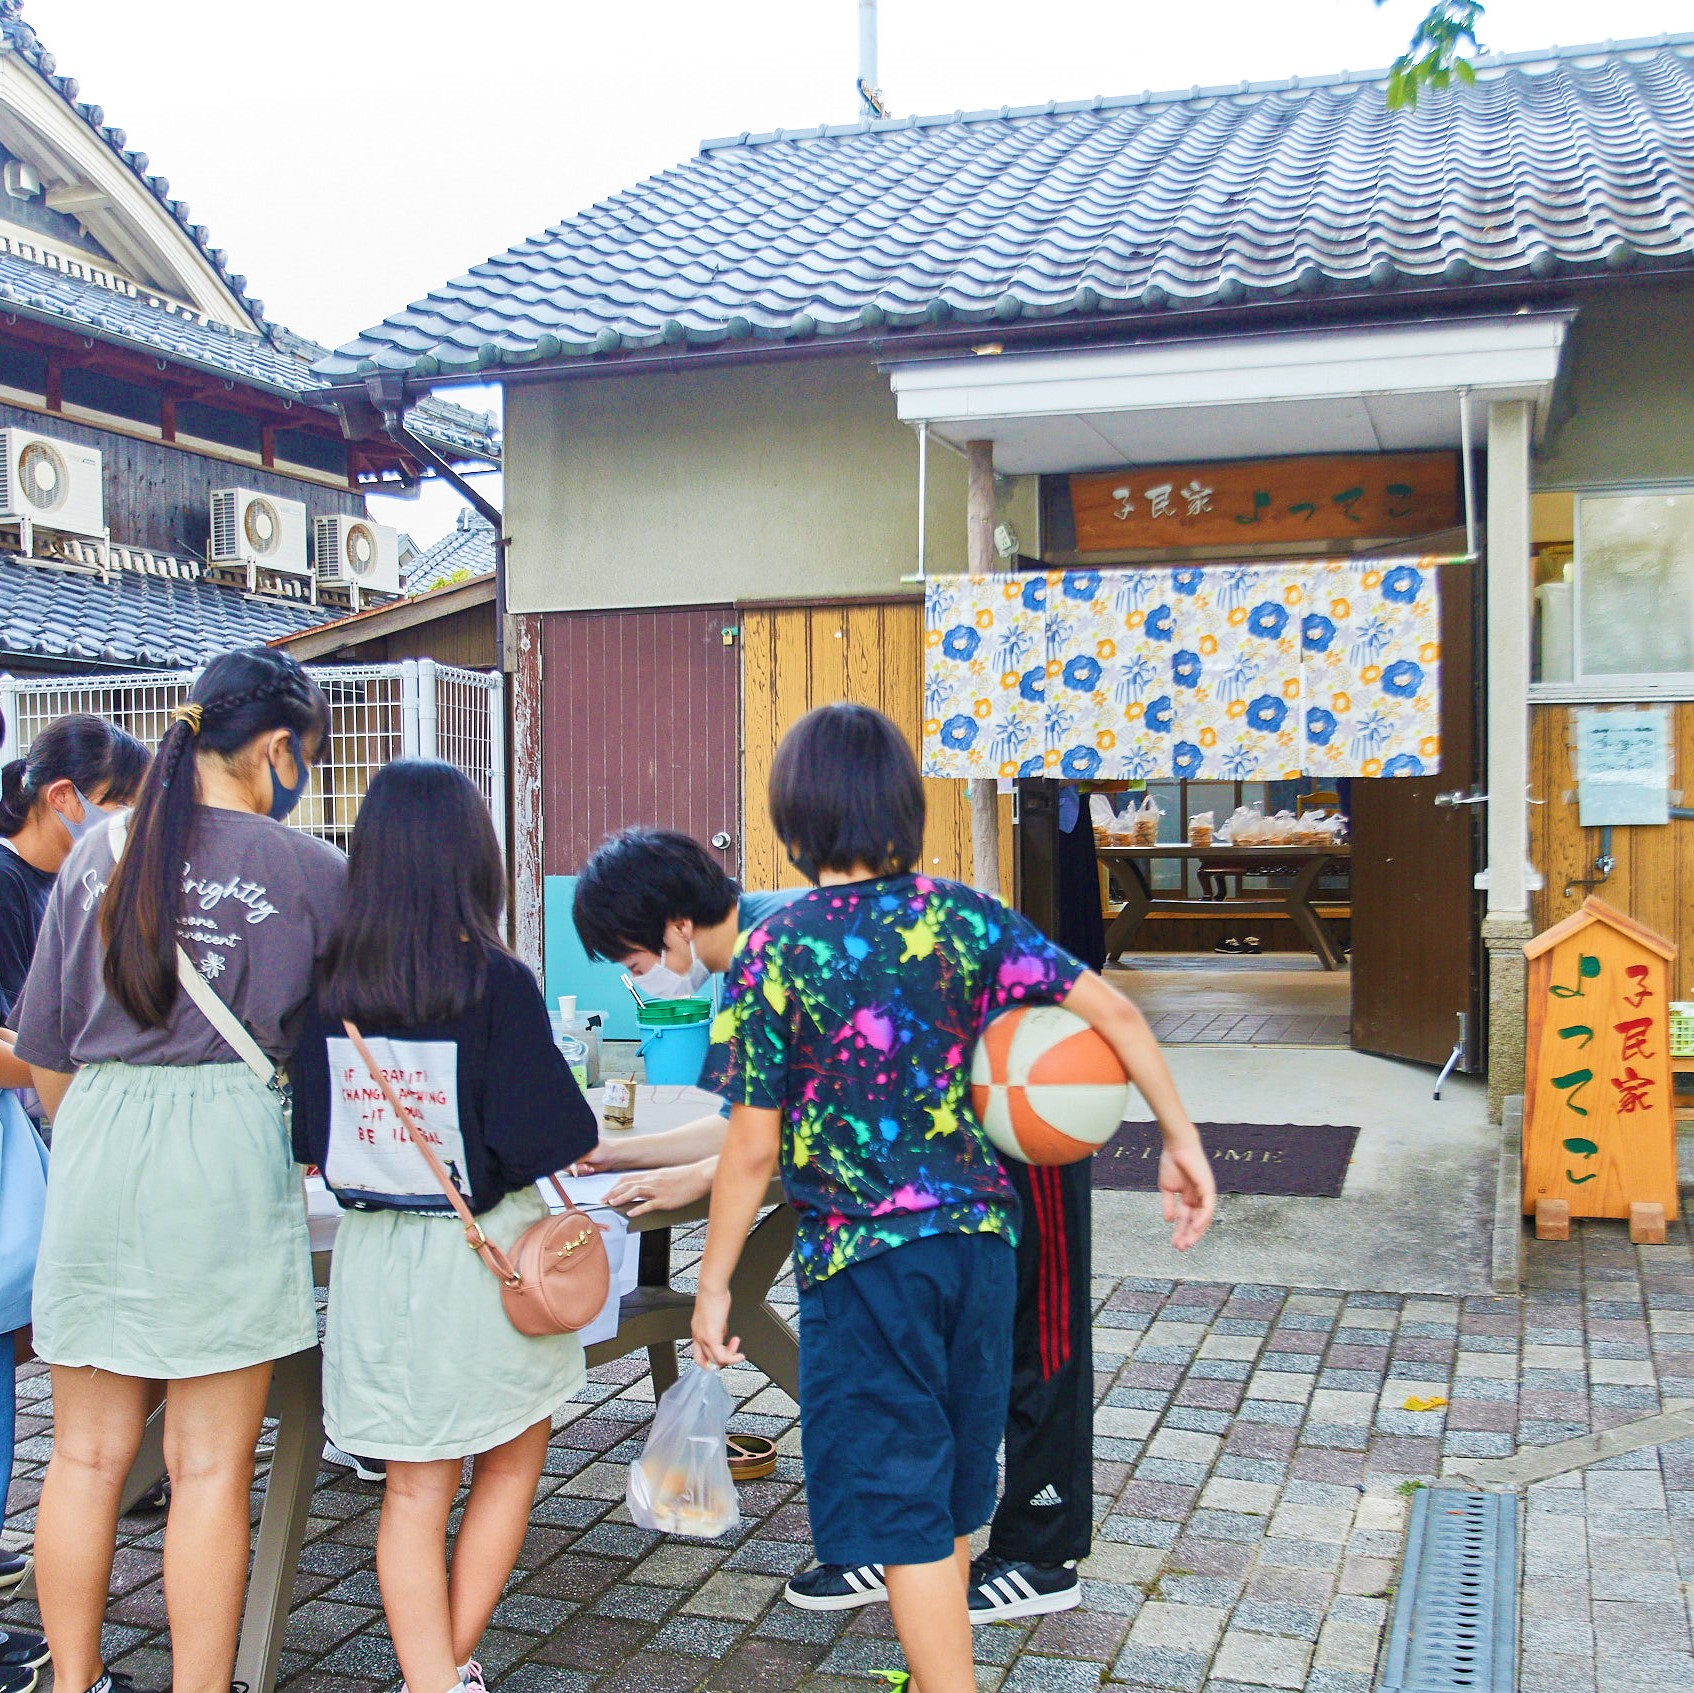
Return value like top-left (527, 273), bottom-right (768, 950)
top-left (798, 1231), bottom-right (1016, 1568)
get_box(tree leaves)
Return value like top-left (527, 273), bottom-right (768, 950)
top-left (1379, 1), bottom-right (1487, 110)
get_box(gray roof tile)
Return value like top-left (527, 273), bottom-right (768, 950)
top-left (0, 556), bottom-right (328, 670)
top-left (403, 510), bottom-right (496, 593)
top-left (0, 255), bottom-right (497, 461)
top-left (316, 35), bottom-right (1694, 383)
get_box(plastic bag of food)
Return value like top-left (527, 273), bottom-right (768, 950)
top-left (1129, 794), bottom-right (1163, 847)
top-left (1188, 811), bottom-right (1215, 848)
top-left (1225, 805), bottom-right (1266, 845)
top-left (1090, 794), bottom-right (1117, 832)
top-left (627, 1366), bottom-right (741, 1539)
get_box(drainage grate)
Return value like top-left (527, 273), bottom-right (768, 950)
top-left (1378, 1487), bottom-right (1519, 1692)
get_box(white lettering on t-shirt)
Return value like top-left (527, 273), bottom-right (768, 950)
top-left (76, 861), bottom-right (277, 926)
top-left (323, 1035), bottom-right (468, 1202)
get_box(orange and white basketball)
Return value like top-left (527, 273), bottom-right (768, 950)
top-left (970, 1005), bottom-right (1130, 1165)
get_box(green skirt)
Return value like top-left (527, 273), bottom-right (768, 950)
top-left (324, 1186), bottom-right (586, 1462)
top-left (34, 1062), bottom-right (315, 1378)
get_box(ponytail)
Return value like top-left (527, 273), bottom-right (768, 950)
top-left (0, 713), bottom-right (149, 839)
top-left (100, 648), bottom-right (329, 1028)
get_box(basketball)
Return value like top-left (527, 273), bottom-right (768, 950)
top-left (970, 1005), bottom-right (1131, 1165)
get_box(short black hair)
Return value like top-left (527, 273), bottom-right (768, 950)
top-left (318, 760), bottom-right (508, 1027)
top-left (573, 829), bottom-right (740, 962)
top-left (769, 703), bottom-right (924, 882)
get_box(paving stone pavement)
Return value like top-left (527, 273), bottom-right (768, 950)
top-left (5, 1213), bottom-right (1694, 1691)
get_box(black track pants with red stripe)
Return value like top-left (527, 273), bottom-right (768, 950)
top-left (988, 1154), bottom-right (1094, 1566)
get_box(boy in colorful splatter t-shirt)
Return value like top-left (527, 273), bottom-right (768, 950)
top-left (693, 704), bottom-right (1213, 1693)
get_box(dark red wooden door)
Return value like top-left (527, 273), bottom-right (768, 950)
top-left (1349, 561), bottom-right (1482, 1069)
top-left (539, 607), bottom-right (741, 875)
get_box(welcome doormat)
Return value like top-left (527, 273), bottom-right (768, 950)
top-left (1092, 1122), bottom-right (1361, 1198)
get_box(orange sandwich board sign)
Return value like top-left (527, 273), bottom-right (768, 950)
top-left (1523, 897), bottom-right (1678, 1241)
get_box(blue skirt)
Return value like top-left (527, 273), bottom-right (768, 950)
top-left (0, 1090), bottom-right (47, 1334)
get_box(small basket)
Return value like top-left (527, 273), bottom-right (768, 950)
top-left (1670, 1003), bottom-right (1694, 1060)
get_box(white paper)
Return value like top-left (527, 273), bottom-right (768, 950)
top-left (538, 1170), bottom-right (645, 1347)
top-left (1576, 706), bottom-right (1671, 827)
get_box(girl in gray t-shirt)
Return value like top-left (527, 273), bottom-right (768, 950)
top-left (13, 648), bottom-right (345, 1693)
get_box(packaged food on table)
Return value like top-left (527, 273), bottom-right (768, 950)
top-left (603, 1073), bottom-right (638, 1129)
top-left (1128, 794), bottom-right (1163, 847)
top-left (1188, 811), bottom-right (1215, 848)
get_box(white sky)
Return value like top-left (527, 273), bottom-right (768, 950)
top-left (23, 0), bottom-right (1694, 542)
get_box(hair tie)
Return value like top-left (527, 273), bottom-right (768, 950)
top-left (170, 703), bottom-right (204, 734)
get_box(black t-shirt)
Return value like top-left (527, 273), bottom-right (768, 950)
top-left (0, 841), bottom-right (55, 1020)
top-left (290, 948), bottom-right (597, 1215)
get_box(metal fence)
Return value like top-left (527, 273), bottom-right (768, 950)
top-left (0, 659), bottom-right (506, 853)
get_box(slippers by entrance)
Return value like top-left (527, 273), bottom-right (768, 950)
top-left (727, 1434), bottom-right (778, 1482)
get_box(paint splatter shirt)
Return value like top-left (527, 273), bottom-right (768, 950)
top-left (703, 874), bottom-right (1085, 1289)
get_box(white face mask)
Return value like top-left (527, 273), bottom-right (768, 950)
top-left (638, 942), bottom-right (711, 1000)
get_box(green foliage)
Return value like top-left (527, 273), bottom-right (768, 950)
top-left (1381, 1), bottom-right (1486, 109)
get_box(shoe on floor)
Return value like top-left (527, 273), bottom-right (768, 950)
top-left (0, 1665), bottom-right (37, 1693)
top-left (967, 1556), bottom-right (1081, 1624)
top-left (123, 1477), bottom-right (170, 1515)
top-left (0, 1551), bottom-right (28, 1593)
top-left (322, 1444), bottom-right (386, 1483)
top-left (783, 1561), bottom-right (887, 1610)
top-left (0, 1632), bottom-right (49, 1672)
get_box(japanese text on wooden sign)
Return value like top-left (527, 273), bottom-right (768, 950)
top-left (1069, 452), bottom-right (1461, 553)
top-left (1523, 900), bottom-right (1679, 1222)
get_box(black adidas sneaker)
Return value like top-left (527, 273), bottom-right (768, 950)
top-left (784, 1561), bottom-right (888, 1610)
top-left (967, 1555), bottom-right (1081, 1623)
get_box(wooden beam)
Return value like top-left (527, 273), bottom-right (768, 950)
top-left (44, 359), bottom-right (60, 411)
top-left (159, 394), bottom-right (175, 442)
top-left (44, 185), bottom-right (110, 215)
top-left (260, 423), bottom-right (275, 470)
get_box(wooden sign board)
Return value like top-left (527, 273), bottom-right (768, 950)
top-left (1070, 451), bottom-right (1461, 553)
top-left (1523, 897), bottom-right (1679, 1222)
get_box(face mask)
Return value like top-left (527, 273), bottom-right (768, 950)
top-left (56, 786), bottom-right (106, 847)
top-left (267, 733), bottom-right (310, 823)
top-left (638, 942), bottom-right (711, 1000)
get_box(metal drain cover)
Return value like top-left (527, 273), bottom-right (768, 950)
top-left (1379, 1487), bottom-right (1519, 1692)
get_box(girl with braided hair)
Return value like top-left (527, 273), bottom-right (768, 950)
top-left (12, 648), bottom-right (345, 1693)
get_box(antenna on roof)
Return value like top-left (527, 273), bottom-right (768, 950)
top-left (858, 0), bottom-right (890, 118)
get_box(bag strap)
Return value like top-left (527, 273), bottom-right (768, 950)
top-left (108, 810), bottom-right (282, 1095)
top-left (340, 1017), bottom-right (522, 1286)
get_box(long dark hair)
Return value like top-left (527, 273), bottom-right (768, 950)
top-left (101, 648), bottom-right (330, 1027)
top-left (0, 713), bottom-right (148, 837)
top-left (318, 760), bottom-right (507, 1027)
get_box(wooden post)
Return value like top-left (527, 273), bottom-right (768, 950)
top-left (965, 439), bottom-right (1001, 896)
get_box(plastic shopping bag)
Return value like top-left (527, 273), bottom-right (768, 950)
top-left (627, 1365), bottom-right (741, 1539)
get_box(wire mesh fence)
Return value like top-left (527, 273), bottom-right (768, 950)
top-left (0, 661), bottom-right (505, 853)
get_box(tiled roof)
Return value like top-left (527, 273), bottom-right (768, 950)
top-left (0, 555), bottom-right (328, 669)
top-left (0, 256), bottom-right (498, 461)
top-left (403, 509), bottom-right (496, 593)
top-left (0, 1), bottom-right (262, 322)
top-left (317, 34), bottom-right (1694, 384)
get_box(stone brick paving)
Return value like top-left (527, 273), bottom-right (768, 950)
top-left (4, 1213), bottom-right (1693, 1691)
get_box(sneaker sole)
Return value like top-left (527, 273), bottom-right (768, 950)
top-left (969, 1585), bottom-right (1082, 1625)
top-left (0, 1561), bottom-right (30, 1594)
top-left (783, 1585), bottom-right (888, 1612)
top-left (0, 1643), bottom-right (50, 1673)
top-left (0, 1669), bottom-right (38, 1693)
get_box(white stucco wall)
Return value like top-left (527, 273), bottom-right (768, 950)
top-left (502, 354), bottom-right (1037, 612)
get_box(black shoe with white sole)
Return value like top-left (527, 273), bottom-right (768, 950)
top-left (783, 1561), bottom-right (887, 1610)
top-left (0, 1551), bottom-right (27, 1593)
top-left (967, 1556), bottom-right (1081, 1623)
top-left (0, 1633), bottom-right (50, 1673)
top-left (322, 1444), bottom-right (386, 1483)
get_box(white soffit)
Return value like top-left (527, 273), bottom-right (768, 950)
top-left (887, 312), bottom-right (1573, 473)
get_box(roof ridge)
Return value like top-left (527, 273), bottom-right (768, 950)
top-left (0, 0), bottom-right (262, 321)
top-left (699, 31), bottom-right (1694, 152)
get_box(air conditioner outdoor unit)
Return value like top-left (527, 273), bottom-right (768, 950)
top-left (0, 428), bottom-right (104, 541)
top-left (314, 515), bottom-right (399, 597)
top-left (209, 488), bottom-right (308, 575)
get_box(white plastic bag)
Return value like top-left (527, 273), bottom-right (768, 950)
top-left (627, 1366), bottom-right (741, 1539)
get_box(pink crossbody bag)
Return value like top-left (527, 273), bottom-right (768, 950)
top-left (340, 1018), bottom-right (611, 1337)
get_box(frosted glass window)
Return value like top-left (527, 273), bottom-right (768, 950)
top-left (1577, 492), bottom-right (1694, 680)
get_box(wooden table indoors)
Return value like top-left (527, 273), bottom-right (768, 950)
top-left (1098, 842), bottom-right (1352, 971)
top-left (61, 1085), bottom-right (794, 1693)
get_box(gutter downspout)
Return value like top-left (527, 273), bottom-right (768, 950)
top-left (362, 373), bottom-right (510, 673)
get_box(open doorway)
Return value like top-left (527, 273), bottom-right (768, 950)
top-left (1095, 776), bottom-right (1354, 1047)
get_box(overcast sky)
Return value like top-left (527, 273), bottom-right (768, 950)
top-left (25, 0), bottom-right (1694, 542)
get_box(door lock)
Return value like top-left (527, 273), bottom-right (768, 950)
top-left (710, 831), bottom-right (732, 851)
top-left (1434, 789), bottom-right (1488, 808)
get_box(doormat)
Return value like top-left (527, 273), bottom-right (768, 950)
top-left (1092, 1122), bottom-right (1361, 1197)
